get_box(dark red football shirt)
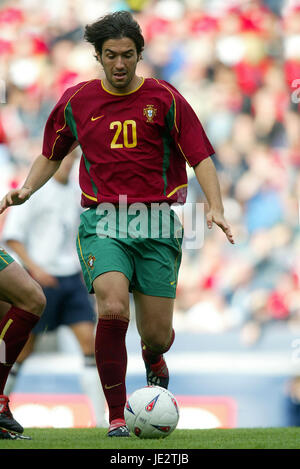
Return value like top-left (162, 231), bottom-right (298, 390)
top-left (42, 77), bottom-right (214, 207)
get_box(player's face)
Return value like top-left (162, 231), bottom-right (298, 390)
top-left (99, 37), bottom-right (141, 93)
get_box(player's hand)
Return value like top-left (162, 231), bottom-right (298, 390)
top-left (206, 208), bottom-right (235, 244)
top-left (0, 187), bottom-right (32, 214)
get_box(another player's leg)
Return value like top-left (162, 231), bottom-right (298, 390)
top-left (70, 321), bottom-right (108, 427)
top-left (134, 292), bottom-right (175, 389)
top-left (93, 271), bottom-right (130, 437)
top-left (0, 334), bottom-right (35, 440)
top-left (57, 271), bottom-right (108, 428)
top-left (0, 260), bottom-right (45, 436)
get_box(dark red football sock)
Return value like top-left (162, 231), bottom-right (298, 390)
top-left (0, 306), bottom-right (40, 393)
top-left (142, 329), bottom-right (175, 364)
top-left (95, 316), bottom-right (129, 423)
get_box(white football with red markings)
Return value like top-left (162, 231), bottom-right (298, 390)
top-left (124, 385), bottom-right (179, 439)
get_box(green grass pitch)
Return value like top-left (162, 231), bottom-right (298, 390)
top-left (1, 427), bottom-right (300, 449)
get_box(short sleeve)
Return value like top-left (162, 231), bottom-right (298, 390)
top-left (42, 91), bottom-right (76, 161)
top-left (172, 89), bottom-right (215, 167)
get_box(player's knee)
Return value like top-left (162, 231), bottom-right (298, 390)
top-left (17, 284), bottom-right (46, 317)
top-left (98, 299), bottom-right (129, 320)
top-left (142, 328), bottom-right (172, 354)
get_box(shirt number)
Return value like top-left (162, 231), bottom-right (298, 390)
top-left (110, 120), bottom-right (137, 149)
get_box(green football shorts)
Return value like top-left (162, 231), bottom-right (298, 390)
top-left (0, 247), bottom-right (14, 272)
top-left (76, 204), bottom-right (183, 298)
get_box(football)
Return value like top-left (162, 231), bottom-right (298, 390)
top-left (124, 386), bottom-right (180, 439)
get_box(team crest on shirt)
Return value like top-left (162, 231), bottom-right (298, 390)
top-left (88, 254), bottom-right (96, 270)
top-left (0, 247), bottom-right (7, 254)
top-left (143, 104), bottom-right (157, 123)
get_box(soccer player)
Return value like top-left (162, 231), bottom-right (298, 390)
top-left (0, 11), bottom-right (234, 437)
top-left (0, 248), bottom-right (46, 439)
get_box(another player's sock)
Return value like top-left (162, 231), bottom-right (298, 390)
top-left (141, 329), bottom-right (175, 364)
top-left (80, 354), bottom-right (108, 427)
top-left (0, 306), bottom-right (40, 394)
top-left (95, 316), bottom-right (129, 423)
top-left (3, 362), bottom-right (21, 396)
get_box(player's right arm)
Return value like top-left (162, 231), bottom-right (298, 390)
top-left (0, 81), bottom-right (82, 215)
top-left (0, 154), bottom-right (61, 214)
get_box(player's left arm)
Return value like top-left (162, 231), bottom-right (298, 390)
top-left (194, 157), bottom-right (234, 245)
top-left (169, 88), bottom-right (234, 244)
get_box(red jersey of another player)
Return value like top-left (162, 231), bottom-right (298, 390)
top-left (42, 78), bottom-right (214, 207)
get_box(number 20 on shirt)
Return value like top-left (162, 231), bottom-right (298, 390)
top-left (110, 120), bottom-right (137, 149)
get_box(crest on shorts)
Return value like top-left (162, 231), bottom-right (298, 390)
top-left (143, 104), bottom-right (157, 123)
top-left (88, 254), bottom-right (96, 270)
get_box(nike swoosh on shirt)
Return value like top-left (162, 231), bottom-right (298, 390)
top-left (91, 115), bottom-right (104, 121)
top-left (104, 382), bottom-right (122, 390)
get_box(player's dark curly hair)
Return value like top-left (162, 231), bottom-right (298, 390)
top-left (84, 10), bottom-right (144, 58)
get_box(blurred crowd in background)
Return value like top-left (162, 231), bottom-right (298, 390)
top-left (0, 0), bottom-right (299, 345)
